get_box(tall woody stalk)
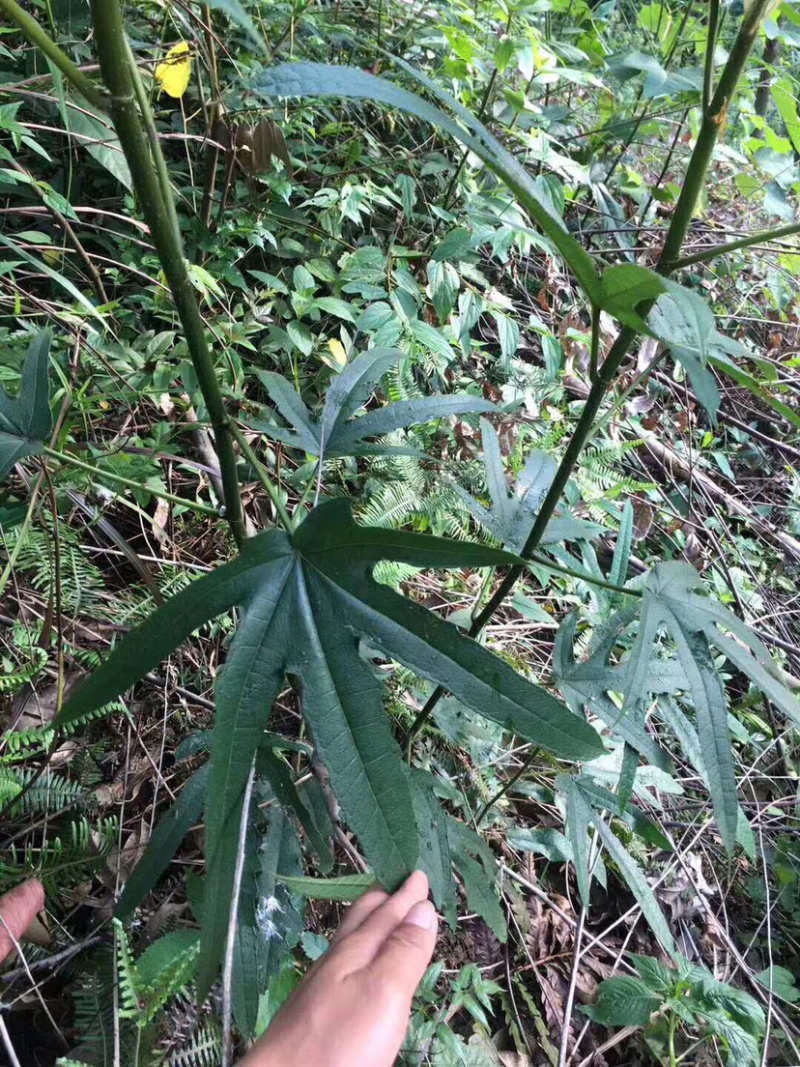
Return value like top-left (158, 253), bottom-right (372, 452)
top-left (406, 0), bottom-right (775, 746)
top-left (0, 0), bottom-right (246, 547)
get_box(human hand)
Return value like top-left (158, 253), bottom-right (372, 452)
top-left (0, 879), bottom-right (45, 964)
top-left (241, 869), bottom-right (438, 1067)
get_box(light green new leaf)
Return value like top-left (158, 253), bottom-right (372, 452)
top-left (251, 63), bottom-right (601, 301)
top-left (277, 873), bottom-right (376, 902)
top-left (0, 331), bottom-right (52, 480)
top-left (255, 349), bottom-right (494, 458)
top-left (60, 499), bottom-right (600, 987)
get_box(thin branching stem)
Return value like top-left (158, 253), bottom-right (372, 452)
top-left (405, 0), bottom-right (775, 751)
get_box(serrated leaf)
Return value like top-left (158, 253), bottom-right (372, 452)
top-left (447, 817), bottom-right (506, 942)
top-left (116, 764), bottom-right (209, 920)
top-left (630, 953), bottom-right (674, 995)
top-left (277, 872), bottom-right (376, 902)
top-left (410, 771), bottom-right (457, 926)
top-left (564, 775), bottom-right (593, 908)
top-left (507, 826), bottom-right (573, 863)
top-left (582, 975), bottom-right (662, 1026)
top-left (0, 331), bottom-right (52, 480)
top-left (610, 500), bottom-right (634, 589)
top-left (61, 499), bottom-right (600, 988)
top-left (590, 811), bottom-right (675, 955)
top-left (255, 351), bottom-right (494, 458)
top-left (251, 63), bottom-right (601, 301)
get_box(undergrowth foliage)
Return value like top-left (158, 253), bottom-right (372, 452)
top-left (1, 0), bottom-right (800, 1063)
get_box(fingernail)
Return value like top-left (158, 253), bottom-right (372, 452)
top-left (405, 900), bottom-right (436, 931)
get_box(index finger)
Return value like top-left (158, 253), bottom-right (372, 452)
top-left (0, 880), bottom-right (45, 964)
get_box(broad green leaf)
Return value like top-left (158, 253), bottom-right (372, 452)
top-left (771, 78), bottom-right (800, 155)
top-left (755, 965), bottom-right (800, 1003)
top-left (447, 817), bottom-right (506, 942)
top-left (410, 771), bottom-right (457, 926)
top-left (255, 350), bottom-right (494, 458)
top-left (630, 953), bottom-right (675, 995)
top-left (63, 95), bottom-right (132, 189)
top-left (277, 872), bottom-right (376, 902)
top-left (116, 764), bottom-right (209, 920)
top-left (251, 63), bottom-right (601, 302)
top-left (205, 0), bottom-right (265, 51)
top-left (507, 826), bottom-right (573, 863)
top-left (314, 296), bottom-right (357, 322)
top-left (61, 499), bottom-right (601, 987)
top-left (0, 331), bottom-right (52, 480)
top-left (571, 776), bottom-right (671, 850)
top-left (582, 975), bottom-right (662, 1026)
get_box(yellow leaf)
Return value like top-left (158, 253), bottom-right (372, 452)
top-left (321, 338), bottom-right (348, 372)
top-left (155, 41), bottom-right (192, 99)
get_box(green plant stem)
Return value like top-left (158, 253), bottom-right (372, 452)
top-left (527, 553), bottom-right (641, 596)
top-left (475, 746), bottom-right (540, 826)
top-left (672, 219), bottom-right (800, 269)
top-left (589, 305), bottom-right (600, 383)
top-left (0, 0), bottom-right (108, 111)
top-left (703, 0), bottom-right (721, 116)
top-left (44, 446), bottom-right (221, 516)
top-left (405, 0), bottom-right (774, 752)
top-left (85, 0), bottom-right (245, 547)
top-left (228, 421), bottom-right (294, 530)
top-left (124, 38), bottom-right (182, 244)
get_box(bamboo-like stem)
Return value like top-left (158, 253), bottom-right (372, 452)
top-left (88, 0), bottom-right (245, 547)
top-left (228, 420), bottom-right (294, 530)
top-left (0, 0), bottom-right (108, 111)
top-left (703, 0), bottom-right (721, 116)
top-left (405, 0), bottom-right (774, 750)
top-left (3, 0), bottom-right (246, 545)
top-left (672, 219), bottom-right (800, 269)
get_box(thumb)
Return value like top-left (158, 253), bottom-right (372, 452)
top-left (0, 879), bottom-right (45, 964)
top-left (368, 898), bottom-right (438, 995)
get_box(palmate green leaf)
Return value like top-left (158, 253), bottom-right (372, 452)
top-left (554, 612), bottom-right (673, 771)
top-left (251, 63), bottom-right (601, 301)
top-left (0, 331), bottom-right (52, 480)
top-left (459, 419), bottom-right (602, 552)
top-left (59, 498), bottom-right (600, 989)
top-left (255, 349), bottom-right (494, 458)
top-left (410, 771), bottom-right (457, 926)
top-left (446, 816), bottom-right (507, 942)
top-left (609, 500), bottom-right (634, 589)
